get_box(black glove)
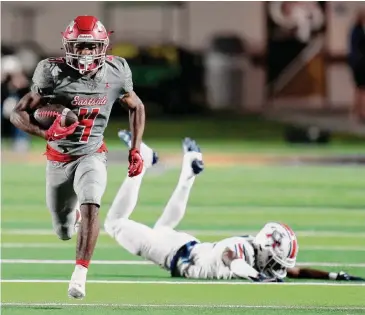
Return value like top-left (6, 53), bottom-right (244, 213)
top-left (336, 271), bottom-right (365, 282)
top-left (250, 272), bottom-right (280, 283)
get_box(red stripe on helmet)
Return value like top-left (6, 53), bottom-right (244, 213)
top-left (289, 238), bottom-right (298, 259)
top-left (281, 223), bottom-right (295, 236)
top-left (281, 223), bottom-right (298, 259)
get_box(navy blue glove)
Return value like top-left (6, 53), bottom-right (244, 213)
top-left (250, 273), bottom-right (280, 283)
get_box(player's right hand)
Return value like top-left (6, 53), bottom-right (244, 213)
top-left (45, 115), bottom-right (79, 141)
top-left (128, 148), bottom-right (143, 177)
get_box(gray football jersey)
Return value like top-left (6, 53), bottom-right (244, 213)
top-left (31, 56), bottom-right (133, 156)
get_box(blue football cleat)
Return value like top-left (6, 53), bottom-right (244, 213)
top-left (182, 137), bottom-right (201, 154)
top-left (182, 137), bottom-right (204, 175)
top-left (118, 129), bottom-right (132, 147)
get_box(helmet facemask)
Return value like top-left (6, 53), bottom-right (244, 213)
top-left (63, 38), bottom-right (109, 74)
top-left (258, 251), bottom-right (295, 279)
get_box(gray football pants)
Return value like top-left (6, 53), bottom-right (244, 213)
top-left (46, 152), bottom-right (107, 240)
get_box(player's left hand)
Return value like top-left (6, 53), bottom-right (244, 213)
top-left (250, 273), bottom-right (280, 283)
top-left (336, 271), bottom-right (365, 281)
top-left (128, 148), bottom-right (143, 177)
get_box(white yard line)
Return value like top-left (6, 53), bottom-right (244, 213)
top-left (0, 259), bottom-right (152, 265)
top-left (2, 243), bottom-right (365, 252)
top-left (1, 279), bottom-right (365, 286)
top-left (1, 302), bottom-right (365, 311)
top-left (1, 243), bottom-right (117, 249)
top-left (3, 229), bottom-right (365, 237)
top-left (1, 259), bottom-right (365, 268)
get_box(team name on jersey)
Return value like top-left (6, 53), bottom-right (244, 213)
top-left (71, 95), bottom-right (108, 106)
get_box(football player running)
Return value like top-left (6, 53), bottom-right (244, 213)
top-left (10, 16), bottom-right (145, 299)
top-left (105, 133), bottom-right (364, 282)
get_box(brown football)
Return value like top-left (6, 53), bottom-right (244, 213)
top-left (33, 104), bottom-right (78, 129)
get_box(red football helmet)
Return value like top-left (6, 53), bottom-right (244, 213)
top-left (62, 16), bottom-right (110, 74)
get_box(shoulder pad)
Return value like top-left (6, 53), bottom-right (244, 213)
top-left (106, 55), bottom-right (128, 68)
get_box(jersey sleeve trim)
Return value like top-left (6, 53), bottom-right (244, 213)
top-left (234, 244), bottom-right (245, 259)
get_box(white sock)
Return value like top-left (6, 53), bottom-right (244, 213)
top-left (154, 152), bottom-right (201, 229)
top-left (72, 265), bottom-right (88, 282)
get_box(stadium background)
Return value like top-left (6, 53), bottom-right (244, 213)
top-left (1, 2), bottom-right (365, 315)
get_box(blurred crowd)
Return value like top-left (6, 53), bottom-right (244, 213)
top-left (1, 44), bottom-right (42, 152)
top-left (2, 3), bottom-right (365, 153)
top-left (348, 8), bottom-right (365, 123)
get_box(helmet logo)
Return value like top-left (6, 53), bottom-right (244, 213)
top-left (77, 34), bottom-right (94, 40)
top-left (67, 21), bottom-right (75, 33)
top-left (266, 230), bottom-right (282, 249)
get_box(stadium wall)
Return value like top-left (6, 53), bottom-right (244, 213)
top-left (1, 2), bottom-right (360, 109)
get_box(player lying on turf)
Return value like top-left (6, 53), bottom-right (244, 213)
top-left (105, 133), bottom-right (364, 282)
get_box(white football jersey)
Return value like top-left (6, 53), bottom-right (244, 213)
top-left (179, 236), bottom-right (256, 280)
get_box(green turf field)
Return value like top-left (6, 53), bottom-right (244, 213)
top-left (2, 133), bottom-right (365, 314)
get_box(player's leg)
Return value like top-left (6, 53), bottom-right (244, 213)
top-left (104, 166), bottom-right (148, 246)
top-left (150, 138), bottom-right (203, 270)
top-left (68, 152), bottom-right (107, 299)
top-left (154, 138), bottom-right (204, 229)
top-left (107, 214), bottom-right (195, 269)
top-left (45, 161), bottom-right (80, 241)
top-left (104, 130), bottom-right (165, 263)
top-left (104, 130), bottom-right (158, 226)
top-left (105, 133), bottom-right (199, 271)
top-left (106, 185), bottom-right (163, 264)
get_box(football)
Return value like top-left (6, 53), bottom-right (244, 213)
top-left (33, 104), bottom-right (78, 129)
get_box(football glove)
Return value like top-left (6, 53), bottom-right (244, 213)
top-left (250, 272), bottom-right (280, 283)
top-left (45, 115), bottom-right (79, 141)
top-left (128, 148), bottom-right (143, 177)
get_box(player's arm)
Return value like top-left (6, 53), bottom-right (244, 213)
top-left (287, 267), bottom-right (365, 281)
top-left (120, 91), bottom-right (145, 151)
top-left (222, 247), bottom-right (277, 282)
top-left (10, 92), bottom-right (46, 139)
top-left (119, 58), bottom-right (145, 151)
top-left (119, 58), bottom-right (145, 177)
